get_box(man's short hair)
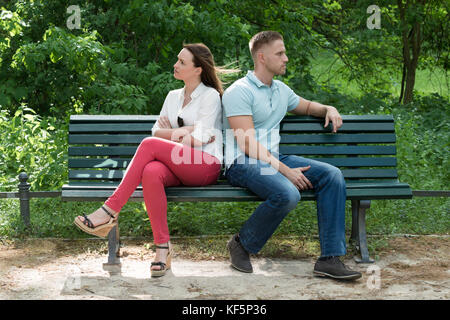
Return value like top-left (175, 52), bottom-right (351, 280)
top-left (249, 31), bottom-right (283, 59)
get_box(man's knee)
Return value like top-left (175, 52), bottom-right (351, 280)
top-left (321, 163), bottom-right (345, 186)
top-left (270, 185), bottom-right (300, 211)
top-left (329, 165), bottom-right (345, 185)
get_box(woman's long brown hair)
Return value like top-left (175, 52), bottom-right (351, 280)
top-left (183, 43), bottom-right (224, 96)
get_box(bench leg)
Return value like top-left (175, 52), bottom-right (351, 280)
top-left (102, 225), bottom-right (121, 272)
top-left (350, 200), bottom-right (374, 263)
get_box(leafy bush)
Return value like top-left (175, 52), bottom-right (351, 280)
top-left (393, 94), bottom-right (449, 190)
top-left (0, 105), bottom-right (67, 191)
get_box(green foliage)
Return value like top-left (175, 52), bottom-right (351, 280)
top-left (0, 8), bottom-right (25, 63)
top-left (0, 105), bottom-right (67, 191)
top-left (0, 0), bottom-right (330, 116)
top-left (393, 93), bottom-right (450, 190)
top-left (11, 26), bottom-right (111, 114)
top-left (0, 8), bottom-right (28, 106)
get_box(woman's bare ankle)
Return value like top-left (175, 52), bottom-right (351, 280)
top-left (103, 204), bottom-right (118, 216)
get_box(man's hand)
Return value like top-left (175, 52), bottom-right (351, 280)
top-left (324, 106), bottom-right (343, 133)
top-left (281, 165), bottom-right (313, 190)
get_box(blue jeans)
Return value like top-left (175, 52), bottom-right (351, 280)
top-left (225, 153), bottom-right (347, 257)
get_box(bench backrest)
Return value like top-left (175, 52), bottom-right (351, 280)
top-left (67, 115), bottom-right (399, 185)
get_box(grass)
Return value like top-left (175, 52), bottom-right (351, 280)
top-left (1, 196), bottom-right (448, 240)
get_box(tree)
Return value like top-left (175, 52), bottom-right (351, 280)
top-left (397, 0), bottom-right (449, 104)
top-left (309, 0), bottom-right (449, 104)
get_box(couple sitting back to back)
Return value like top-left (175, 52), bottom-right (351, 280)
top-left (74, 31), bottom-right (361, 281)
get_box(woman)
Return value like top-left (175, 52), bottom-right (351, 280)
top-left (74, 43), bottom-right (224, 277)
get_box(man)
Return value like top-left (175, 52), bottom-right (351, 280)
top-left (222, 31), bottom-right (361, 281)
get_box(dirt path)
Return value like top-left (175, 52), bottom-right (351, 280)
top-left (0, 235), bottom-right (448, 300)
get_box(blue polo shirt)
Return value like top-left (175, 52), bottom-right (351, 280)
top-left (222, 71), bottom-right (301, 168)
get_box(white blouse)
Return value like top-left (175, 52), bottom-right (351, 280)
top-left (151, 82), bottom-right (223, 163)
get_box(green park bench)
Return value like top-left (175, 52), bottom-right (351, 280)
top-left (61, 114), bottom-right (412, 269)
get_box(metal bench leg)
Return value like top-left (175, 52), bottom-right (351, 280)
top-left (350, 200), bottom-right (359, 244)
top-left (18, 173), bottom-right (31, 229)
top-left (350, 200), bottom-right (374, 263)
top-left (102, 225), bottom-right (121, 272)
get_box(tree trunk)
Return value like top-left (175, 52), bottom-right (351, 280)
top-left (399, 37), bottom-right (408, 104)
top-left (403, 20), bottom-right (421, 104)
top-left (398, 0), bottom-right (423, 104)
top-left (403, 62), bottom-right (416, 104)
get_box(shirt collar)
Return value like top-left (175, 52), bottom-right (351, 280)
top-left (180, 81), bottom-right (208, 101)
top-left (246, 70), bottom-right (279, 91)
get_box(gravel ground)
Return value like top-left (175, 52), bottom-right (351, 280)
top-left (0, 235), bottom-right (448, 300)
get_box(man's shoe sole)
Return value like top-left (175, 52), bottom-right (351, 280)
top-left (313, 270), bottom-right (362, 280)
top-left (230, 263), bottom-right (253, 273)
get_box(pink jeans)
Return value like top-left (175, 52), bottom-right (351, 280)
top-left (105, 137), bottom-right (221, 244)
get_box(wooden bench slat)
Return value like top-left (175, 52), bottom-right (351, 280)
top-left (68, 168), bottom-right (399, 180)
top-left (68, 114), bottom-right (393, 124)
top-left (279, 115), bottom-right (394, 123)
top-left (69, 145), bottom-right (398, 156)
top-left (279, 145), bottom-right (396, 155)
top-left (61, 185), bottom-right (412, 201)
top-left (280, 133), bottom-right (396, 144)
top-left (341, 169), bottom-right (398, 179)
top-left (70, 115), bottom-right (159, 122)
top-left (70, 123), bottom-right (154, 133)
top-left (69, 133), bottom-right (397, 145)
top-left (308, 157), bottom-right (397, 167)
top-left (345, 188), bottom-right (413, 199)
top-left (69, 146), bottom-right (138, 156)
top-left (69, 121), bottom-right (395, 134)
top-left (69, 158), bottom-right (130, 169)
top-left (68, 157), bottom-right (397, 169)
top-left (63, 181), bottom-right (411, 190)
top-left (281, 122), bottom-right (394, 133)
top-left (69, 134), bottom-right (149, 144)
top-left (61, 189), bottom-right (260, 202)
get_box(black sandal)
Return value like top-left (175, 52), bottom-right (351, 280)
top-left (74, 206), bottom-right (118, 238)
top-left (151, 244), bottom-right (173, 277)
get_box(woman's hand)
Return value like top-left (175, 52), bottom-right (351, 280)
top-left (179, 133), bottom-right (215, 147)
top-left (205, 135), bottom-right (215, 144)
top-left (157, 116), bottom-right (172, 129)
top-left (171, 127), bottom-right (191, 142)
